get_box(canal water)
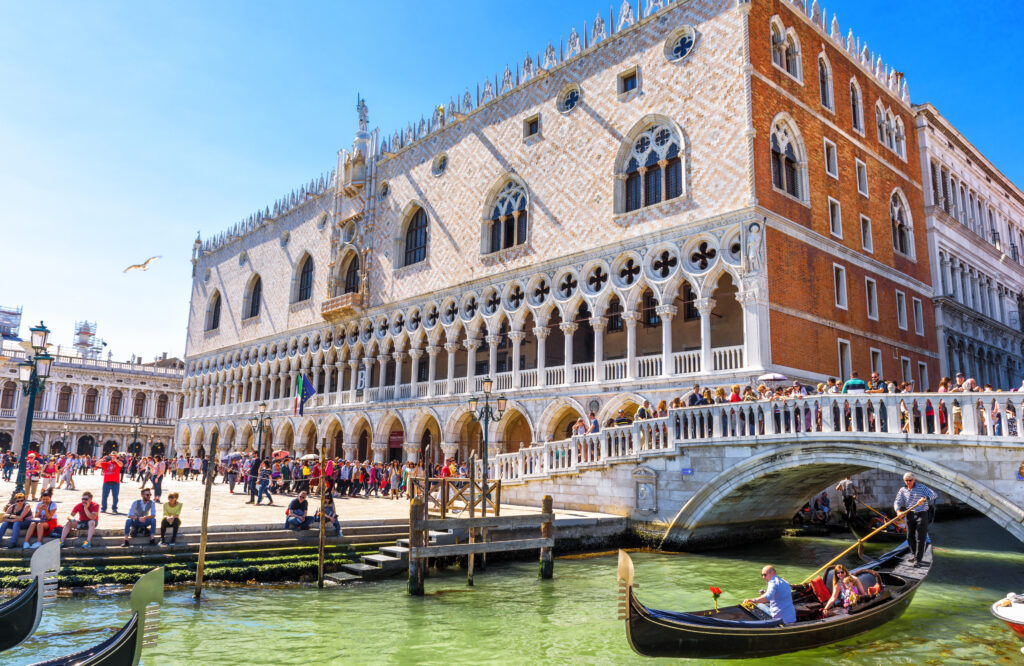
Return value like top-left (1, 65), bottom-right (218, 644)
top-left (7, 516), bottom-right (1022, 664)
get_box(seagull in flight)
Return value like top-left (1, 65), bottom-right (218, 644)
top-left (123, 256), bottom-right (161, 273)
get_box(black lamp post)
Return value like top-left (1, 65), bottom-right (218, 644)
top-left (130, 415), bottom-right (142, 456)
top-left (60, 424), bottom-right (69, 456)
top-left (13, 322), bottom-right (53, 499)
top-left (248, 401), bottom-right (271, 497)
top-left (467, 377), bottom-right (506, 516)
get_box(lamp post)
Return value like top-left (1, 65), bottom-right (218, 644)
top-left (467, 377), bottom-right (507, 517)
top-left (60, 424), bottom-right (69, 456)
top-left (130, 415), bottom-right (142, 457)
top-left (248, 401), bottom-right (271, 499)
top-left (13, 322), bottom-right (53, 499)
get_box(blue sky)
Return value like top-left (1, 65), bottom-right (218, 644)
top-left (1, 1), bottom-right (1021, 361)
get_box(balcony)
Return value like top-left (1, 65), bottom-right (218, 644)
top-left (321, 292), bottom-right (365, 321)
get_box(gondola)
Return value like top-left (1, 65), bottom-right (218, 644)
top-left (32, 567), bottom-right (163, 666)
top-left (848, 517), bottom-right (907, 544)
top-left (0, 539), bottom-right (60, 652)
top-left (617, 542), bottom-right (931, 659)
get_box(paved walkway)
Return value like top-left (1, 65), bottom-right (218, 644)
top-left (0, 470), bottom-right (614, 529)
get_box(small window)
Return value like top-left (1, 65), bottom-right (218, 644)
top-left (912, 297), bottom-right (924, 335)
top-left (403, 208), bottom-right (428, 266)
top-left (666, 25), bottom-right (696, 61)
top-left (431, 153), bottom-right (448, 177)
top-left (870, 348), bottom-right (883, 376)
top-left (818, 57), bottom-right (833, 110)
top-left (855, 159), bottom-right (868, 196)
top-left (833, 264), bottom-right (848, 309)
top-left (865, 278), bottom-right (878, 320)
top-left (247, 277), bottom-right (262, 319)
top-left (917, 361), bottom-right (929, 391)
top-left (895, 290), bottom-right (907, 330)
top-left (828, 197), bottom-right (842, 238)
top-left (558, 85), bottom-right (581, 113)
top-left (524, 114), bottom-right (540, 139)
top-left (206, 292), bottom-right (221, 331)
top-left (901, 356), bottom-right (912, 383)
top-left (860, 215), bottom-right (873, 253)
top-left (837, 338), bottom-right (852, 380)
top-left (296, 255), bottom-right (314, 302)
top-left (618, 67), bottom-right (639, 96)
top-left (850, 80), bottom-right (864, 133)
top-left (823, 139), bottom-right (838, 178)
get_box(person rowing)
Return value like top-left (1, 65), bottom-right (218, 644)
top-left (894, 472), bottom-right (937, 566)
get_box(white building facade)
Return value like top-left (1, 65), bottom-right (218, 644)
top-left (0, 342), bottom-right (184, 458)
top-left (915, 104), bottom-right (1024, 387)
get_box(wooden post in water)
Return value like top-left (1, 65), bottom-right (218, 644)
top-left (539, 495), bottom-right (553, 579)
top-left (194, 434), bottom-right (219, 600)
top-left (408, 497), bottom-right (425, 595)
top-left (318, 437), bottom-right (327, 589)
top-left (467, 455), bottom-right (475, 586)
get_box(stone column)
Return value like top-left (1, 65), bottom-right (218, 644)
top-left (509, 330), bottom-right (526, 389)
top-left (402, 442), bottom-right (420, 463)
top-left (560, 322), bottom-right (577, 384)
top-left (361, 357), bottom-right (373, 403)
top-left (440, 441), bottom-right (458, 462)
top-left (696, 298), bottom-right (717, 374)
top-left (377, 354), bottom-right (389, 391)
top-left (445, 342), bottom-right (459, 395)
top-left (408, 348), bottom-right (423, 395)
top-left (590, 317), bottom-right (607, 383)
top-left (426, 346), bottom-right (440, 396)
top-left (464, 338), bottom-right (480, 392)
top-left (656, 305), bottom-right (677, 377)
top-left (533, 326), bottom-right (549, 387)
top-left (940, 256), bottom-right (951, 297)
top-left (951, 261), bottom-right (963, 302)
top-left (988, 281), bottom-right (998, 320)
top-left (392, 350), bottom-right (404, 393)
top-left (624, 311), bottom-right (639, 380)
top-left (486, 334), bottom-right (501, 381)
top-left (342, 442), bottom-right (356, 460)
top-left (371, 442), bottom-right (387, 464)
top-left (335, 359), bottom-right (346, 397)
top-left (347, 358), bottom-right (359, 403)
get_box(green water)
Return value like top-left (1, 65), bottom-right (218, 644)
top-left (6, 516), bottom-right (1023, 664)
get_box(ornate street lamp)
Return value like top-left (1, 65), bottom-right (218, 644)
top-left (248, 401), bottom-right (272, 499)
top-left (60, 424), bottom-right (69, 455)
top-left (13, 322), bottom-right (52, 499)
top-left (467, 377), bottom-right (507, 516)
top-left (130, 415), bottom-right (142, 456)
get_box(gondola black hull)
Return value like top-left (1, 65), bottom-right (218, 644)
top-left (620, 544), bottom-right (930, 659)
top-left (33, 614), bottom-right (140, 666)
top-left (849, 520), bottom-right (906, 544)
top-left (0, 579), bottom-right (40, 652)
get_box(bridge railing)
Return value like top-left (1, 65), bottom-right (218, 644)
top-left (488, 392), bottom-right (1024, 482)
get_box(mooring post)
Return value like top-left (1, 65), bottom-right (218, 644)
top-left (317, 437), bottom-right (327, 589)
top-left (539, 494), bottom-right (553, 579)
top-left (194, 434), bottom-right (219, 600)
top-left (468, 456), bottom-right (476, 586)
top-left (408, 497), bottom-right (425, 596)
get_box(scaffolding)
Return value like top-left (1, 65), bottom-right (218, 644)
top-left (73, 320), bottom-right (106, 359)
top-left (0, 305), bottom-right (21, 340)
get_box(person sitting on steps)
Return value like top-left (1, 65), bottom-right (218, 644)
top-left (122, 488), bottom-right (157, 547)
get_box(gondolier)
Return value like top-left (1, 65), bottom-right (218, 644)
top-left (836, 476), bottom-right (857, 524)
top-left (893, 472), bottom-right (937, 566)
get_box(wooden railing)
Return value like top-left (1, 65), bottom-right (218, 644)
top-left (408, 477), bottom-right (502, 518)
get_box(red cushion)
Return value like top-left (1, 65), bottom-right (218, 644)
top-left (810, 576), bottom-right (831, 604)
top-left (867, 584), bottom-right (881, 596)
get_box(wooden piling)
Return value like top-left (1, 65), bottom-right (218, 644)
top-left (408, 497), bottom-right (425, 595)
top-left (194, 434), bottom-right (219, 600)
top-left (468, 457), bottom-right (475, 586)
top-left (317, 437), bottom-right (327, 589)
top-left (539, 495), bottom-right (553, 579)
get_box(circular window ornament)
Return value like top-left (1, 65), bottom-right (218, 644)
top-left (558, 85), bottom-right (582, 113)
top-left (378, 181), bottom-right (390, 199)
top-left (665, 25), bottom-right (697, 62)
top-left (431, 153), bottom-right (448, 177)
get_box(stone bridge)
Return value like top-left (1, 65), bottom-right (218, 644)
top-left (489, 392), bottom-right (1024, 548)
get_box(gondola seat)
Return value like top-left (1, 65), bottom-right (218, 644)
top-left (809, 576), bottom-right (831, 604)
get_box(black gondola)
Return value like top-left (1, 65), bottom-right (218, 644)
top-left (618, 542), bottom-right (931, 659)
top-left (32, 567), bottom-right (163, 666)
top-left (849, 517), bottom-right (907, 544)
top-left (0, 539), bottom-right (59, 652)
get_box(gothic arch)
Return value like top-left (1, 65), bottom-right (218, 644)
top-left (291, 251), bottom-right (315, 303)
top-left (481, 174), bottom-right (530, 254)
top-left (614, 115), bottom-right (687, 214)
top-left (395, 201), bottom-right (430, 268)
top-left (535, 396), bottom-right (588, 441)
top-left (769, 112), bottom-right (809, 203)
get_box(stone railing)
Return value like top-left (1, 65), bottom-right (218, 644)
top-left (5, 411), bottom-right (176, 426)
top-left (488, 392), bottom-right (1024, 483)
top-left (3, 348), bottom-right (183, 377)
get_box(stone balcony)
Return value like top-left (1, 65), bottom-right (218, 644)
top-left (321, 292), bottom-right (365, 321)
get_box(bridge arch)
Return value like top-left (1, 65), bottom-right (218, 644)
top-left (664, 441), bottom-right (1024, 547)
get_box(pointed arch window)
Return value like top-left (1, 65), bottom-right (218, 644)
top-left (784, 35), bottom-right (801, 79)
top-left (344, 255), bottom-right (360, 294)
top-left (770, 24), bottom-right (784, 68)
top-left (246, 276), bottom-right (262, 319)
top-left (622, 123), bottom-right (683, 213)
top-left (296, 255), bottom-right (313, 302)
top-left (890, 192), bottom-right (913, 257)
top-left (818, 56), bottom-right (833, 110)
top-left (403, 208), bottom-right (428, 266)
top-left (486, 180), bottom-right (528, 253)
top-left (849, 79), bottom-right (863, 132)
top-left (206, 291), bottom-right (221, 331)
top-left (770, 120), bottom-right (804, 200)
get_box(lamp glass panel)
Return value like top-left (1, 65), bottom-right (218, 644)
top-left (468, 396), bottom-right (479, 411)
top-left (35, 355), bottom-right (53, 378)
top-left (18, 362), bottom-right (33, 383)
top-left (482, 378), bottom-right (493, 393)
top-left (259, 401), bottom-right (267, 414)
top-left (497, 396), bottom-right (508, 411)
top-left (30, 324), bottom-right (49, 350)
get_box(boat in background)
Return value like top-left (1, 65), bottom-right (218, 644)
top-left (0, 539), bottom-right (59, 653)
top-left (991, 593), bottom-right (1024, 655)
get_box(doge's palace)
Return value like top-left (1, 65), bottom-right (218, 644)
top-left (179, 0), bottom-right (943, 465)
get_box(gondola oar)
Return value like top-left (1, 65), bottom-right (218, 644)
top-left (802, 498), bottom-right (923, 584)
top-left (861, 502), bottom-right (905, 529)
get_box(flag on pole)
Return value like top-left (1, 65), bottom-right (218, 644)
top-left (295, 374), bottom-right (317, 416)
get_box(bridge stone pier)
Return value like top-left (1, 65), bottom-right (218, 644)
top-left (489, 392), bottom-right (1024, 549)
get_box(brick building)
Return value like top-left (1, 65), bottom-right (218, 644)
top-left (178, 0), bottom-right (959, 463)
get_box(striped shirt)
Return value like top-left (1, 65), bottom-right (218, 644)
top-left (894, 482), bottom-right (938, 514)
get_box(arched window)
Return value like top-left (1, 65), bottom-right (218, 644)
top-left (818, 56), bottom-right (833, 109)
top-left (784, 34), bottom-right (801, 79)
top-left (486, 180), bottom-right (528, 253)
top-left (403, 208), bottom-right (428, 266)
top-left (893, 117), bottom-right (906, 159)
top-left (2, 381), bottom-right (16, 409)
top-left (890, 192), bottom-right (913, 256)
top-left (109, 390), bottom-right (123, 416)
top-left (849, 79), bottom-right (863, 132)
top-left (343, 255), bottom-right (360, 294)
top-left (57, 386), bottom-right (72, 413)
top-left (296, 255), bottom-right (314, 302)
top-left (885, 111), bottom-right (896, 151)
top-left (770, 24), bottom-right (784, 68)
top-left (206, 291), bottom-right (221, 331)
top-left (622, 123), bottom-right (683, 213)
top-left (246, 276), bottom-right (262, 319)
top-left (84, 388), bottom-right (98, 414)
top-left (133, 392), bottom-right (146, 417)
top-left (875, 103), bottom-right (887, 144)
top-left (157, 394), bottom-right (168, 418)
top-left (770, 119), bottom-right (804, 200)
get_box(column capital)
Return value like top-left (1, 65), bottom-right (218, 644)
top-left (362, 356), bottom-right (374, 367)
top-left (444, 342), bottom-right (461, 353)
top-left (392, 351), bottom-right (404, 362)
top-left (508, 330), bottom-right (527, 343)
top-left (590, 316), bottom-right (608, 331)
top-left (694, 298), bottom-right (717, 315)
top-left (533, 326), bottom-right (551, 339)
top-left (427, 345), bottom-right (442, 356)
top-left (408, 348), bottom-right (424, 360)
top-left (655, 305), bottom-right (678, 319)
top-left (622, 311), bottom-right (640, 325)
top-left (485, 334), bottom-right (502, 346)
top-left (559, 322), bottom-right (579, 335)
top-left (348, 358), bottom-right (360, 369)
top-left (377, 354), bottom-right (389, 363)
top-left (464, 338), bottom-right (481, 351)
